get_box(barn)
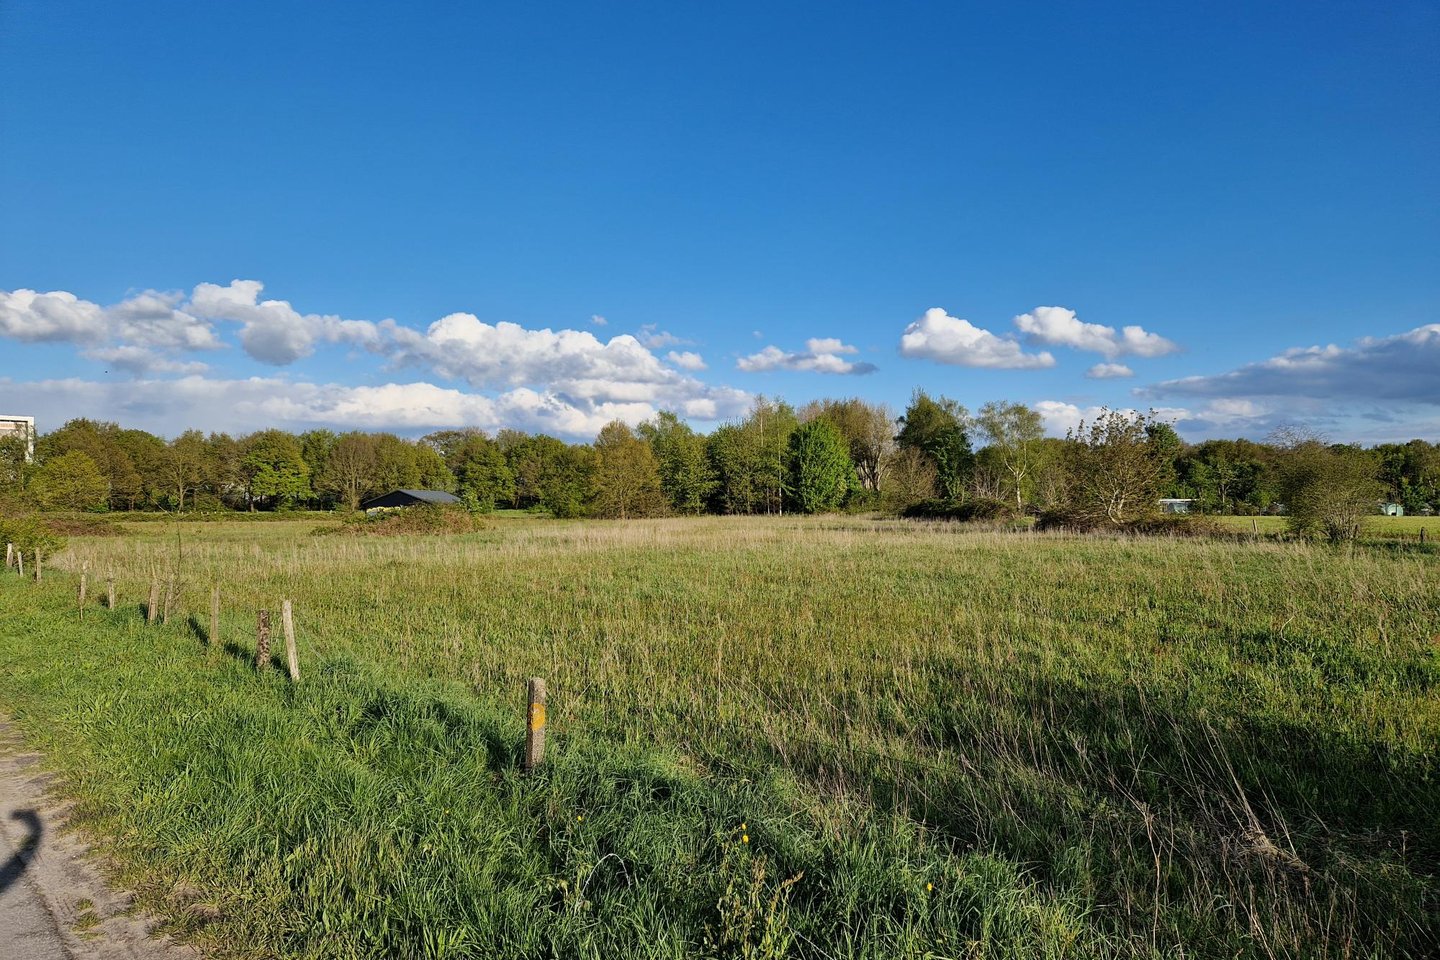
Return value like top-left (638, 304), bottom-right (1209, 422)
top-left (360, 489), bottom-right (461, 511)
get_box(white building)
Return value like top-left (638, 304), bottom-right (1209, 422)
top-left (1158, 498), bottom-right (1194, 514)
top-left (0, 415), bottom-right (36, 462)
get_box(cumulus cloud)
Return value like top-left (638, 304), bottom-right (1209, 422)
top-left (1085, 362), bottom-right (1134, 379)
top-left (898, 308), bottom-right (1054, 369)
top-left (590, 314), bottom-right (607, 326)
top-left (1013, 306), bottom-right (1178, 359)
top-left (1145, 324), bottom-right (1440, 405)
top-left (2, 278), bottom-right (753, 430)
top-left (0, 289), bottom-right (111, 343)
top-left (1, 286), bottom-right (226, 374)
top-left (189, 279), bottom-right (381, 364)
top-left (667, 350), bottom-right (707, 371)
top-left (0, 374), bottom-right (726, 440)
top-left (737, 337), bottom-right (876, 375)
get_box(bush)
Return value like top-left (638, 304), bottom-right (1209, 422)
top-left (0, 513), bottom-right (68, 556)
top-left (902, 497), bottom-right (1016, 522)
top-left (320, 505), bottom-right (488, 537)
top-left (1035, 509), bottom-right (1226, 538)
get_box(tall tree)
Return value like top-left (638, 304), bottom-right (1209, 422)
top-left (31, 450), bottom-right (109, 511)
top-left (895, 391), bottom-right (973, 502)
top-left (240, 430), bottom-right (310, 509)
top-left (591, 421), bottom-right (666, 519)
top-left (638, 411), bottom-right (716, 514)
top-left (801, 398), bottom-right (894, 492)
top-left (451, 433), bottom-right (514, 512)
top-left (786, 419), bottom-right (855, 514)
top-left (320, 432), bottom-right (379, 510)
top-left (975, 401), bottom-right (1045, 512)
top-left (163, 429), bottom-right (209, 510)
top-left (1274, 430), bottom-right (1384, 542)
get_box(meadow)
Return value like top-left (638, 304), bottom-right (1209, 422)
top-left (0, 514), bottom-right (1436, 959)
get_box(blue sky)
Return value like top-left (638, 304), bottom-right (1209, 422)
top-left (1, 0), bottom-right (1437, 441)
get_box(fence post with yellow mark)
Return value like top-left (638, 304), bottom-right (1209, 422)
top-left (524, 677), bottom-right (547, 773)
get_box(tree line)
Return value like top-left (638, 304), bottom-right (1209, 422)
top-left (1, 394), bottom-right (1435, 538)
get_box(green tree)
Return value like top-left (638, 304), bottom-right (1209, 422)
top-left (163, 429), bottom-right (209, 510)
top-left (319, 432), bottom-right (380, 510)
top-left (802, 398), bottom-right (894, 492)
top-left (1274, 431), bottom-right (1384, 542)
top-left (638, 411), bottom-right (716, 514)
top-left (1064, 409), bottom-right (1169, 525)
top-left (240, 430), bottom-right (310, 509)
top-left (895, 391), bottom-right (973, 502)
top-left (451, 433), bottom-right (514, 512)
top-left (786, 419), bottom-right (855, 513)
top-left (539, 444), bottom-right (595, 518)
top-left (32, 450), bottom-right (109, 511)
top-left (975, 401), bottom-right (1045, 512)
top-left (591, 421), bottom-right (666, 519)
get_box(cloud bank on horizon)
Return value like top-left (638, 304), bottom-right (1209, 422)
top-left (1, 281), bottom-right (1436, 443)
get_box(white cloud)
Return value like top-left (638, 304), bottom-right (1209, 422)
top-left (0, 375), bottom-right (733, 440)
top-left (0, 289), bottom-right (110, 343)
top-left (667, 350), bottom-right (707, 371)
top-left (898, 308), bottom-right (1054, 369)
top-left (108, 289), bottom-right (222, 350)
top-left (189, 279), bottom-right (381, 365)
top-left (1085, 362), bottom-right (1134, 379)
top-left (590, 314), bottom-right (607, 326)
top-left (737, 338), bottom-right (876, 375)
top-left (1013, 306), bottom-right (1178, 358)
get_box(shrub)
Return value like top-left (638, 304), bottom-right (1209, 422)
top-left (0, 513), bottom-right (68, 556)
top-left (320, 505), bottom-right (487, 537)
top-left (902, 497), bottom-right (1016, 522)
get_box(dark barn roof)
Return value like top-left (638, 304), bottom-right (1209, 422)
top-left (360, 489), bottom-right (461, 509)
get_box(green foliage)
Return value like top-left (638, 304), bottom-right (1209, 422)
top-left (1276, 435), bottom-right (1386, 543)
top-left (639, 411), bottom-right (717, 514)
top-left (785, 419), bottom-right (854, 514)
top-left (975, 401), bottom-right (1045, 511)
top-left (1063, 408), bottom-right (1170, 526)
top-left (0, 513), bottom-right (66, 555)
top-left (241, 430), bottom-right (311, 508)
top-left (895, 391), bottom-right (973, 502)
top-left (31, 449), bottom-right (109, 511)
top-left (592, 421), bottom-right (666, 518)
top-left (707, 398), bottom-right (797, 515)
top-left (451, 434), bottom-right (514, 514)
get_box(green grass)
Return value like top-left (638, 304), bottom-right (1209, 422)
top-left (1, 516), bottom-right (1436, 959)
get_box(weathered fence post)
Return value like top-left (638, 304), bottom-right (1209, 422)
top-left (1421, 527), bottom-right (1427, 545)
top-left (1251, 518), bottom-right (1258, 536)
top-left (4, 543), bottom-right (12, 570)
top-left (255, 610), bottom-right (272, 672)
top-left (107, 576), bottom-right (116, 611)
top-left (147, 579), bottom-right (160, 624)
top-left (281, 600), bottom-right (299, 682)
top-left (16, 550), bottom-right (23, 578)
top-left (209, 585), bottom-right (221, 648)
top-left (78, 572), bottom-right (87, 616)
top-left (34, 550), bottom-right (41, 582)
top-left (524, 677), bottom-right (547, 773)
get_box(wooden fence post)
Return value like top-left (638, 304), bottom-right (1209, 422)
top-left (1421, 527), bottom-right (1427, 545)
top-left (147, 579), bottom-right (160, 624)
top-left (281, 600), bottom-right (299, 682)
top-left (107, 576), bottom-right (116, 610)
top-left (209, 585), bottom-right (221, 648)
top-left (4, 542), bottom-right (12, 570)
top-left (78, 572), bottom-right (87, 616)
top-left (524, 677), bottom-right (547, 773)
top-left (255, 610), bottom-right (272, 672)
top-left (1251, 518), bottom-right (1258, 535)
top-left (34, 550), bottom-right (41, 582)
top-left (16, 550), bottom-right (23, 578)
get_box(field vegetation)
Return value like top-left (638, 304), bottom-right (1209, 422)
top-left (0, 514), bottom-right (1436, 959)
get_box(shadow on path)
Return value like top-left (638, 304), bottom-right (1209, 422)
top-left (0, 810), bottom-right (41, 895)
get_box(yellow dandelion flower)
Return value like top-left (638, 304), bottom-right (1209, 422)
top-left (742, 834), bottom-right (749, 844)
top-left (576, 815), bottom-right (584, 822)
top-left (926, 882), bottom-right (933, 892)
top-left (741, 822), bottom-right (747, 830)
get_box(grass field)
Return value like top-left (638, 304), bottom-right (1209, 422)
top-left (1211, 515), bottom-right (1435, 539)
top-left (1, 515), bottom-right (1436, 959)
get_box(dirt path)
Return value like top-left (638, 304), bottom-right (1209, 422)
top-left (0, 723), bottom-right (201, 960)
